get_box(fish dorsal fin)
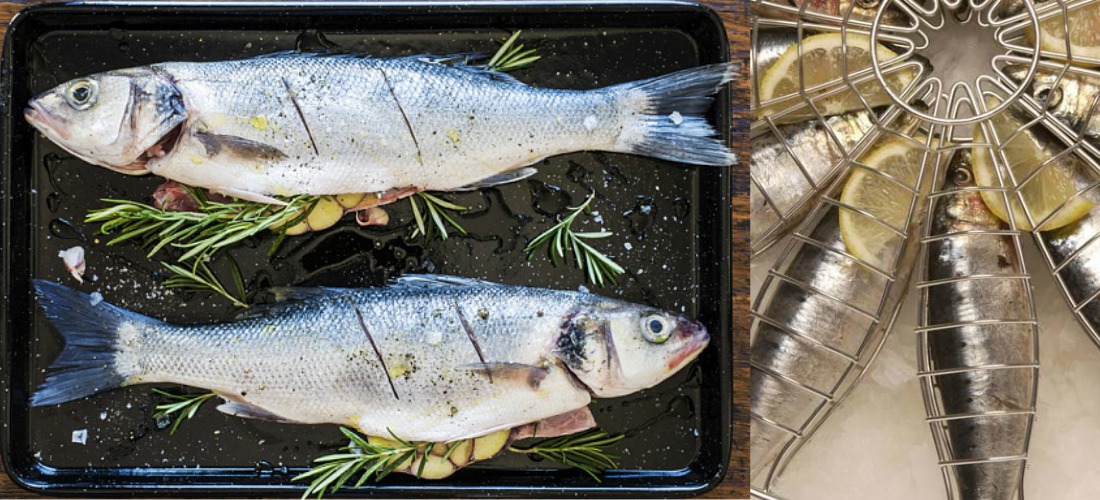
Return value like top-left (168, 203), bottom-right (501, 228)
top-left (451, 65), bottom-right (526, 85)
top-left (450, 167), bottom-right (538, 192)
top-left (392, 274), bottom-right (498, 289)
top-left (232, 287), bottom-right (346, 321)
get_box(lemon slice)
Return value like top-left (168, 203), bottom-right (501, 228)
top-left (971, 96), bottom-right (1093, 231)
top-left (757, 33), bottom-right (918, 121)
top-left (1027, 1), bottom-right (1100, 65)
top-left (839, 137), bottom-right (927, 269)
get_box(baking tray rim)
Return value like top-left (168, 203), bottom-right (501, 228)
top-left (0, 0), bottom-right (735, 496)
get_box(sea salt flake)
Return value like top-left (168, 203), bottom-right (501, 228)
top-left (72, 429), bottom-right (88, 445)
top-left (89, 292), bottom-right (103, 307)
top-left (583, 115), bottom-right (599, 131)
top-left (669, 111), bottom-right (683, 125)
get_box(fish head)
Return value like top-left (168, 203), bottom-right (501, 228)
top-left (24, 67), bottom-right (186, 175)
top-left (1004, 64), bottom-right (1093, 129)
top-left (555, 301), bottom-right (710, 397)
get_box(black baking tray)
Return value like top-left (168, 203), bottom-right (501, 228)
top-left (1, 1), bottom-right (733, 496)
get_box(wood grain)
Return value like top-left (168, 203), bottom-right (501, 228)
top-left (0, 1), bottom-right (749, 498)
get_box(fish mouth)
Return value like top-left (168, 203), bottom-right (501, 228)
top-left (667, 322), bottom-right (710, 371)
top-left (24, 102), bottom-right (71, 141)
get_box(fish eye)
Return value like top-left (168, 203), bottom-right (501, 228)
top-left (856, 0), bottom-right (880, 9)
top-left (1035, 85), bottom-right (1062, 109)
top-left (65, 80), bottom-right (98, 110)
top-left (952, 167), bottom-right (973, 185)
top-left (641, 315), bottom-right (671, 344)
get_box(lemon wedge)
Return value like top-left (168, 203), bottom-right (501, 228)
top-left (1027, 1), bottom-right (1100, 65)
top-left (839, 137), bottom-right (928, 270)
top-left (971, 96), bottom-right (1093, 231)
top-left (757, 33), bottom-right (918, 121)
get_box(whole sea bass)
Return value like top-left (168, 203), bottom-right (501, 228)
top-left (31, 275), bottom-right (708, 444)
top-left (24, 53), bottom-right (736, 204)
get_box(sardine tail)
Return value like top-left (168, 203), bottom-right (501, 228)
top-left (30, 280), bottom-right (148, 406)
top-left (614, 62), bottom-right (738, 166)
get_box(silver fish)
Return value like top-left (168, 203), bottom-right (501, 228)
top-left (918, 150), bottom-right (1037, 500)
top-left (1040, 206), bottom-right (1100, 342)
top-left (750, 109), bottom-right (878, 254)
top-left (750, 136), bottom-right (934, 489)
top-left (1005, 65), bottom-right (1100, 144)
top-left (24, 54), bottom-right (736, 204)
top-left (31, 275), bottom-right (709, 446)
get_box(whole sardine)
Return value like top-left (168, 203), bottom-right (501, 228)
top-left (750, 134), bottom-right (934, 489)
top-left (918, 150), bottom-right (1037, 500)
top-left (31, 275), bottom-right (709, 446)
top-left (1006, 65), bottom-right (1100, 144)
top-left (750, 109), bottom-right (878, 253)
top-left (24, 54), bottom-right (736, 204)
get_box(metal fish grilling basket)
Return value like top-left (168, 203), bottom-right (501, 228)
top-left (750, 0), bottom-right (1100, 497)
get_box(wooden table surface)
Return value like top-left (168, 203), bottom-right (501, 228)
top-left (0, 0), bottom-right (749, 497)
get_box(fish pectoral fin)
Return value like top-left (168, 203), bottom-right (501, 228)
top-left (216, 401), bottom-right (298, 423)
top-left (193, 132), bottom-right (288, 161)
top-left (211, 187), bottom-right (290, 206)
top-left (462, 362), bottom-right (550, 389)
top-left (450, 167), bottom-right (539, 192)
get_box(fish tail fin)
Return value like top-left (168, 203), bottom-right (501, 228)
top-left (612, 62), bottom-right (738, 166)
top-left (30, 280), bottom-right (149, 406)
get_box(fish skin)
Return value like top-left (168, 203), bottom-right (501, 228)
top-left (30, 275), bottom-right (709, 444)
top-left (25, 54), bottom-right (736, 203)
top-left (750, 109), bottom-right (878, 254)
top-left (1005, 65), bottom-right (1100, 143)
top-left (1041, 207), bottom-right (1100, 337)
top-left (920, 150), bottom-right (1036, 500)
top-left (750, 137), bottom-right (933, 487)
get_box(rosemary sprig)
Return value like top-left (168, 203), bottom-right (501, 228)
top-left (508, 430), bottom-right (625, 482)
top-left (409, 192), bottom-right (468, 241)
top-left (524, 194), bottom-right (626, 286)
top-left (294, 427), bottom-right (422, 499)
top-left (487, 30), bottom-right (541, 72)
top-left (86, 193), bottom-right (320, 263)
top-left (151, 389), bottom-right (216, 435)
top-left (162, 258), bottom-right (251, 308)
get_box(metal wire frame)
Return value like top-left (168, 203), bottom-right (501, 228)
top-left (967, 71), bottom-right (1100, 353)
top-left (998, 0), bottom-right (1100, 67)
top-left (867, 0), bottom-right (1043, 125)
top-left (749, 0), bottom-right (925, 33)
top-left (913, 91), bottom-right (1040, 500)
top-left (750, 79), bottom-right (943, 495)
top-left (749, 15), bottom-right (929, 255)
top-left (749, 18), bottom-right (921, 125)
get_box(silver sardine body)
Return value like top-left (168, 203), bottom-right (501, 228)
top-left (919, 150), bottom-right (1037, 500)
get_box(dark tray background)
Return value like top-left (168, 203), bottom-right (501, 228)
top-left (1, 1), bottom-right (732, 496)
